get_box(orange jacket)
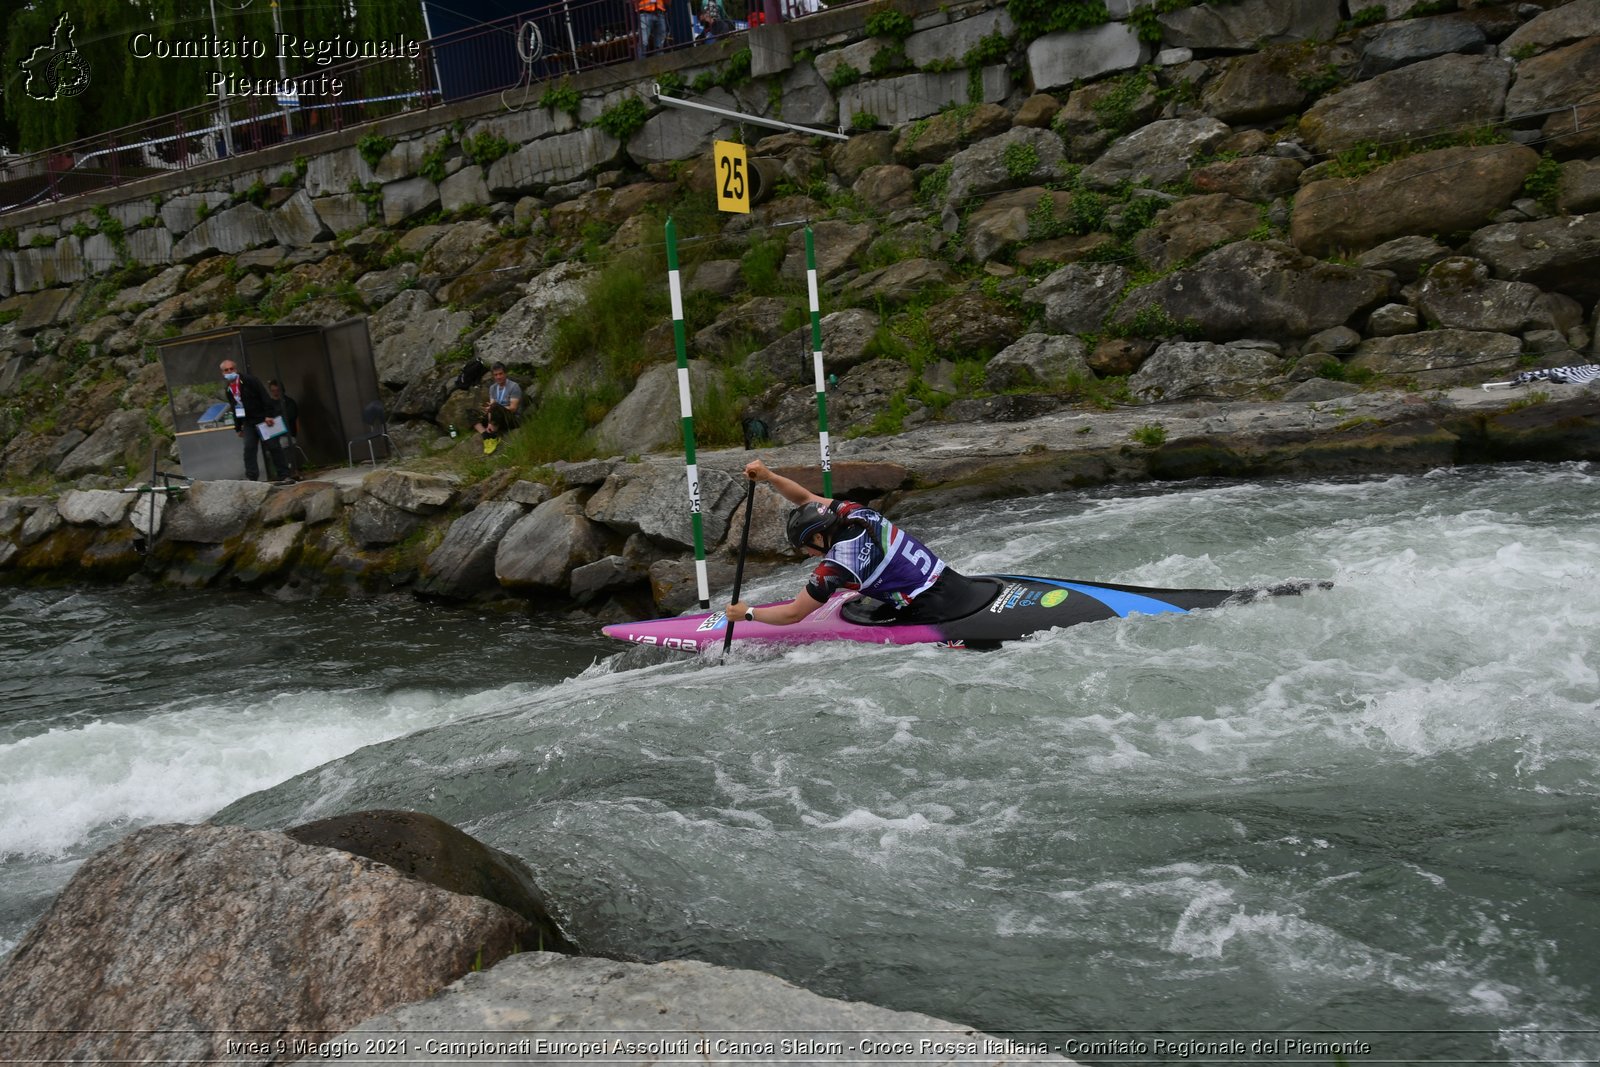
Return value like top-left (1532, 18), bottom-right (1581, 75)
top-left (638, 0), bottom-right (666, 10)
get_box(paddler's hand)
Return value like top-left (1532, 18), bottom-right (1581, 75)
top-left (744, 459), bottom-right (771, 483)
top-left (728, 601), bottom-right (753, 623)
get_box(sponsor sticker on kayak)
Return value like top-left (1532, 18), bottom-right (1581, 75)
top-left (989, 583), bottom-right (1023, 612)
top-left (991, 583), bottom-right (1061, 612)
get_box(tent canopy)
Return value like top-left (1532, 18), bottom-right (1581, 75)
top-left (158, 320), bottom-right (383, 479)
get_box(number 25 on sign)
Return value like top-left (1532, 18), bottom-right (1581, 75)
top-left (715, 140), bottom-right (749, 214)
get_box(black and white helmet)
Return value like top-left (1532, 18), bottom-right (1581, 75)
top-left (785, 501), bottom-right (844, 550)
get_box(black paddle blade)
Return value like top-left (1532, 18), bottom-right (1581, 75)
top-left (722, 477), bottom-right (758, 658)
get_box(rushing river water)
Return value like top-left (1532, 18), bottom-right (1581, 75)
top-left (2, 463), bottom-right (1597, 1063)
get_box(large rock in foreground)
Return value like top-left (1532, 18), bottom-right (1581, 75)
top-left (0, 823), bottom-right (533, 1066)
top-left (302, 951), bottom-right (1081, 1066)
top-left (284, 809), bottom-right (574, 954)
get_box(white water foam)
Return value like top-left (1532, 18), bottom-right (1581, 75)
top-left (1026, 857), bottom-right (1596, 1057)
top-left (0, 687), bottom-right (495, 860)
top-left (10, 467), bottom-right (1593, 1061)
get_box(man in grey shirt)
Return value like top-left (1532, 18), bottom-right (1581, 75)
top-left (473, 362), bottom-right (522, 454)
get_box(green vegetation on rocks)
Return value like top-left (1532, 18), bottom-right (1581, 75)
top-left (1007, 0), bottom-right (1109, 38)
top-left (1522, 154), bottom-right (1563, 212)
top-left (538, 80), bottom-right (582, 117)
top-left (593, 99), bottom-right (650, 142)
top-left (864, 6), bottom-right (914, 40)
top-left (357, 133), bottom-right (395, 170)
top-left (461, 131), bottom-right (513, 168)
top-left (418, 140), bottom-right (452, 184)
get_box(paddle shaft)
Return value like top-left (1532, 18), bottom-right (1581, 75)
top-left (722, 478), bottom-right (757, 656)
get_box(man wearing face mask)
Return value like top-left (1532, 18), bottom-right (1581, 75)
top-left (219, 359), bottom-right (288, 482)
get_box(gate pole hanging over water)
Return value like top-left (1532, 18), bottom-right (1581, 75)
top-left (666, 216), bottom-right (711, 609)
top-left (805, 226), bottom-right (832, 498)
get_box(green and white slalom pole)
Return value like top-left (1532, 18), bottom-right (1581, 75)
top-left (666, 216), bottom-right (711, 609)
top-left (805, 225), bottom-right (833, 497)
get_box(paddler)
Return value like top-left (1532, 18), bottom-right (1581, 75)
top-left (727, 459), bottom-right (989, 627)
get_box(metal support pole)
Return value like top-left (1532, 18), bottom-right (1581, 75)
top-left (652, 88), bottom-right (849, 140)
top-left (270, 0), bottom-right (293, 137)
top-left (564, 0), bottom-right (581, 74)
top-left (209, 0), bottom-right (235, 157)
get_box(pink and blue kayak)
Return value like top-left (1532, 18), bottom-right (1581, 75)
top-left (602, 575), bottom-right (1328, 652)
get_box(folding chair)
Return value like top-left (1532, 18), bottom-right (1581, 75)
top-left (347, 401), bottom-right (397, 467)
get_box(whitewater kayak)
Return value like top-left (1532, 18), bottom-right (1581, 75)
top-left (601, 574), bottom-right (1330, 652)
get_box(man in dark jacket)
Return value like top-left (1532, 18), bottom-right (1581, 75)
top-left (220, 359), bottom-right (288, 482)
top-left (267, 379), bottom-right (301, 481)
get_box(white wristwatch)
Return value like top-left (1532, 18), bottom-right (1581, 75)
top-left (744, 608), bottom-right (755, 621)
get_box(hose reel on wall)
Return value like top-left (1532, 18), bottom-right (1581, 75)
top-left (745, 156), bottom-right (786, 206)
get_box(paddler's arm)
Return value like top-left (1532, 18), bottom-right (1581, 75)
top-left (746, 459), bottom-right (830, 507)
top-left (728, 589), bottom-right (824, 626)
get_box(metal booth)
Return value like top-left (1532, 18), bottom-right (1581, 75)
top-left (158, 320), bottom-right (383, 480)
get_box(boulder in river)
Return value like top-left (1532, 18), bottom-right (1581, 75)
top-left (0, 822), bottom-right (533, 1067)
top-left (283, 810), bottom-right (574, 954)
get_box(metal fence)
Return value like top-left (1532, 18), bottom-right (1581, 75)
top-left (0, 0), bottom-right (851, 218)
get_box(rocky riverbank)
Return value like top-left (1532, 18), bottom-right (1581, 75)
top-left (5, 0), bottom-right (1600, 557)
top-left (0, 813), bottom-right (1081, 1066)
top-left (1, 380), bottom-right (1594, 613)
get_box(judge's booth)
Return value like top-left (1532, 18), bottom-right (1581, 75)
top-left (158, 321), bottom-right (384, 480)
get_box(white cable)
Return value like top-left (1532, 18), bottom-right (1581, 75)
top-left (516, 21), bottom-right (545, 64)
top-left (501, 21), bottom-right (545, 111)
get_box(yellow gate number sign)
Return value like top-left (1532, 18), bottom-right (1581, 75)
top-left (714, 140), bottom-right (750, 214)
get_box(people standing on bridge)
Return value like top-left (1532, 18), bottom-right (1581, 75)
top-left (697, 0), bottom-right (733, 42)
top-left (638, 0), bottom-right (670, 57)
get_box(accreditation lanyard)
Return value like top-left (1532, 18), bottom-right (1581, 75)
top-left (230, 381), bottom-right (245, 418)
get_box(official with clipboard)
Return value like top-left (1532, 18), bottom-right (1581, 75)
top-left (219, 359), bottom-right (294, 483)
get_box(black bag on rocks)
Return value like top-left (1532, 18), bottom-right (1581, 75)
top-left (453, 357), bottom-right (487, 392)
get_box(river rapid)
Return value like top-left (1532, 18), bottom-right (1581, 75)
top-left (2, 463), bottom-right (1597, 1063)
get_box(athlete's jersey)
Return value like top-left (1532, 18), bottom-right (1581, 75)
top-left (805, 501), bottom-right (945, 608)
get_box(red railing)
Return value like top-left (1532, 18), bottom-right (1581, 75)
top-left (0, 47), bottom-right (437, 215)
top-left (0, 0), bottom-right (851, 218)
